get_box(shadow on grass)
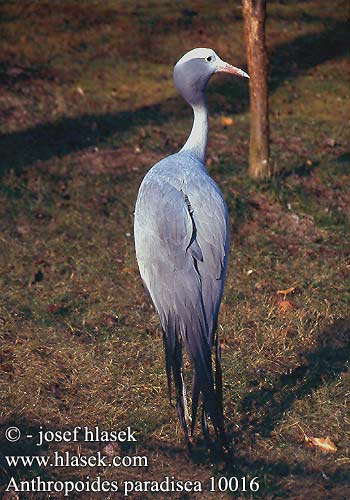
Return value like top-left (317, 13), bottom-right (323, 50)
top-left (275, 159), bottom-right (320, 181)
top-left (0, 318), bottom-right (349, 496)
top-left (239, 318), bottom-right (350, 440)
top-left (0, 103), bottom-right (178, 177)
top-left (208, 318), bottom-right (350, 497)
top-left (0, 21), bottom-right (348, 178)
top-left (268, 20), bottom-right (349, 89)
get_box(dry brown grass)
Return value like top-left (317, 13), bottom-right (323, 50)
top-left (0, 1), bottom-right (349, 498)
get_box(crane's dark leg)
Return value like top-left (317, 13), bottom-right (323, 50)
top-left (163, 331), bottom-right (173, 403)
top-left (215, 338), bottom-right (226, 450)
top-left (172, 335), bottom-right (192, 450)
top-left (214, 329), bottom-right (231, 455)
top-left (162, 317), bottom-right (192, 450)
top-left (214, 328), bottom-right (223, 415)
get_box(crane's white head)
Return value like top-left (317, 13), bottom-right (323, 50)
top-left (173, 48), bottom-right (249, 106)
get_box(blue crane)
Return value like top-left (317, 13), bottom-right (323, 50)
top-left (134, 48), bottom-right (249, 451)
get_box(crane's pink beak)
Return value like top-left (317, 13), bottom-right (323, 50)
top-left (216, 61), bottom-right (249, 79)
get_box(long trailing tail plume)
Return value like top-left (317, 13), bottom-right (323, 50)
top-left (162, 306), bottom-right (228, 451)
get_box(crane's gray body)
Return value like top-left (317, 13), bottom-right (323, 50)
top-left (134, 48), bottom-right (248, 446)
top-left (135, 150), bottom-right (229, 339)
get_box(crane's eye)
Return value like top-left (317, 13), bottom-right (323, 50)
top-left (206, 55), bottom-right (213, 62)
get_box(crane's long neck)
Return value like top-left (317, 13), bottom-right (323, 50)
top-left (180, 100), bottom-right (208, 164)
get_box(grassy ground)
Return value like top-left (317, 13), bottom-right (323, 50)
top-left (0, 1), bottom-right (349, 499)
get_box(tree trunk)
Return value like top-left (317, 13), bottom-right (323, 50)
top-left (242, 0), bottom-right (271, 178)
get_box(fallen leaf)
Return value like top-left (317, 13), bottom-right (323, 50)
top-left (0, 363), bottom-right (14, 373)
top-left (102, 315), bottom-right (119, 327)
top-left (305, 436), bottom-right (337, 454)
top-left (220, 116), bottom-right (234, 127)
top-left (277, 286), bottom-right (295, 297)
top-left (121, 267), bottom-right (133, 274)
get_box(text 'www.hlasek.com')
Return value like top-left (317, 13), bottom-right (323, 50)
top-left (4, 425), bottom-right (261, 496)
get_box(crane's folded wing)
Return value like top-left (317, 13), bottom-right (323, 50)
top-left (182, 173), bottom-right (230, 338)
